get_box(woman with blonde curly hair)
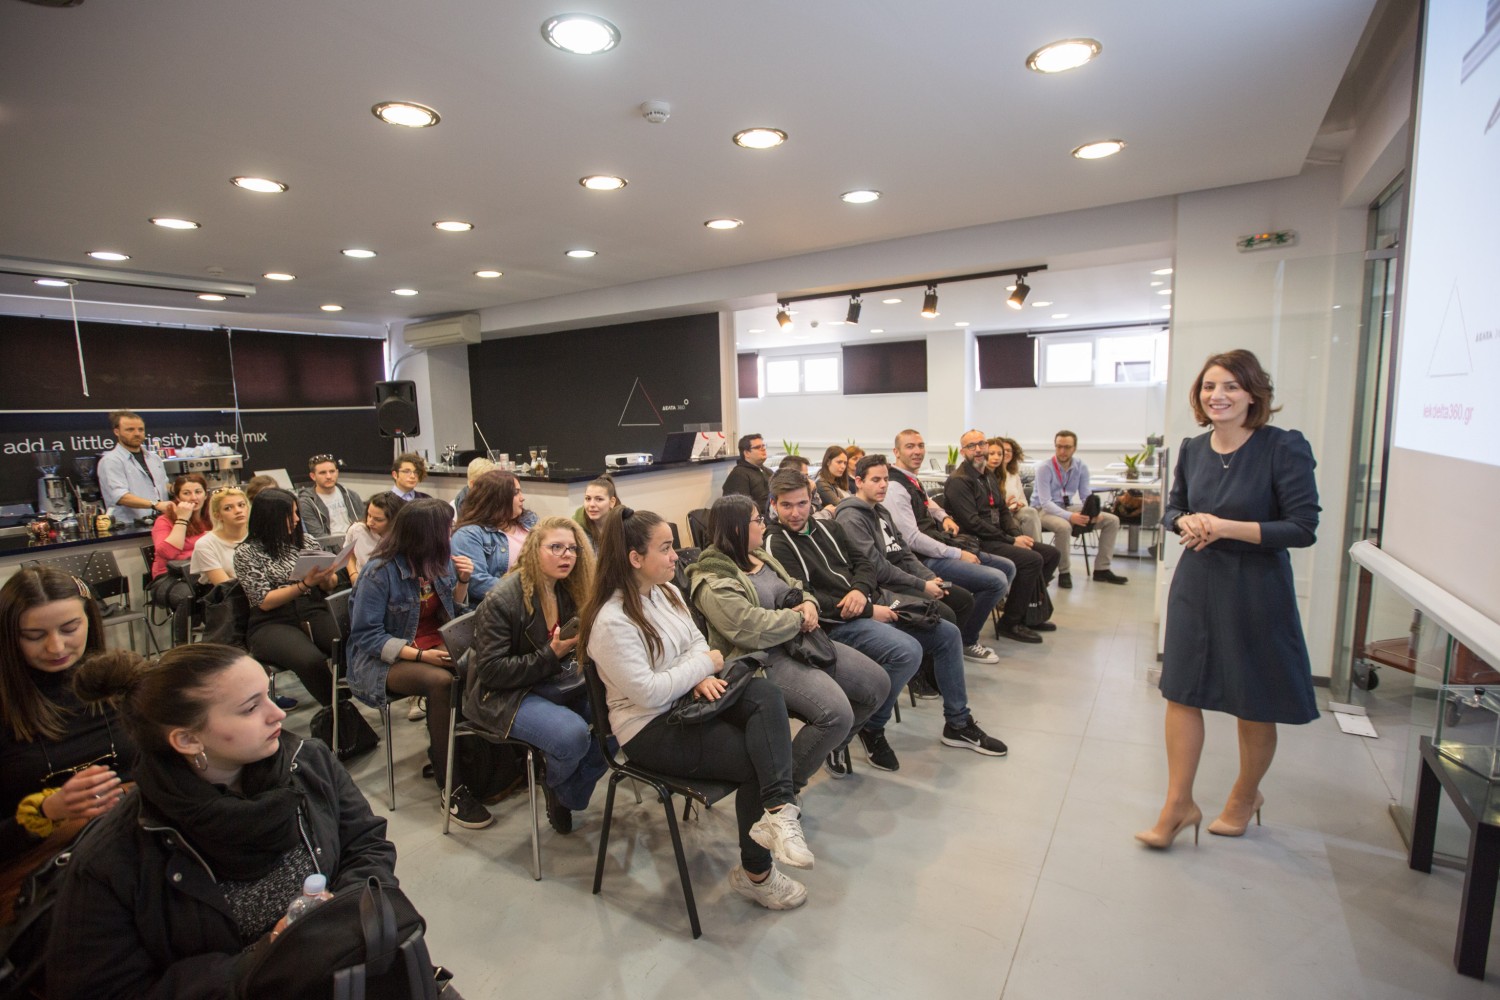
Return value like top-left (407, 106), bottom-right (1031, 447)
top-left (466, 516), bottom-right (606, 834)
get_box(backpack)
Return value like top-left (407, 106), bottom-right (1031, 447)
top-left (234, 876), bottom-right (442, 1000)
top-left (200, 580), bottom-right (251, 649)
top-left (310, 701), bottom-right (382, 762)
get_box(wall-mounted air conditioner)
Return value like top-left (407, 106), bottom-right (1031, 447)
top-left (402, 313), bottom-right (481, 349)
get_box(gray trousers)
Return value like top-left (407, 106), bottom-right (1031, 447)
top-left (761, 643), bottom-right (890, 788)
top-left (1040, 506), bottom-right (1120, 574)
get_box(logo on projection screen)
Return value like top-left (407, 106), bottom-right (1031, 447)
top-left (618, 377), bottom-right (663, 427)
top-left (1427, 281), bottom-right (1474, 377)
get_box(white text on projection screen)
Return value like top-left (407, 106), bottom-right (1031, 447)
top-left (1392, 0), bottom-right (1499, 467)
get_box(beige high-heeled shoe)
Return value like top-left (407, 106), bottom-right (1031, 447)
top-left (1134, 806), bottom-right (1203, 850)
top-left (1207, 794), bottom-right (1264, 837)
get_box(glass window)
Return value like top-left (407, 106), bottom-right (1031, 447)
top-left (762, 353), bottom-right (840, 394)
top-left (803, 356), bottom-right (840, 392)
top-left (764, 358), bottom-right (801, 395)
top-left (1042, 340), bottom-right (1094, 384)
top-left (1037, 328), bottom-right (1168, 387)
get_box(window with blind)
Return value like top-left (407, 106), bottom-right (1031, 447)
top-left (841, 339), bottom-right (926, 395)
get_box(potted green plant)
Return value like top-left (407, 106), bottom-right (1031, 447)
top-left (945, 445), bottom-right (959, 474)
top-left (781, 439), bottom-right (801, 457)
top-left (1122, 443), bottom-right (1156, 480)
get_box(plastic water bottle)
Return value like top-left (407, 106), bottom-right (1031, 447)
top-left (283, 874), bottom-right (334, 926)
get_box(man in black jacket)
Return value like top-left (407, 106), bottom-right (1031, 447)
top-left (720, 433), bottom-right (772, 515)
top-left (766, 470), bottom-right (1007, 770)
top-left (943, 430), bottom-right (1059, 644)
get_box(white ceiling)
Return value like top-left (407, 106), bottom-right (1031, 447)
top-left (0, 0), bottom-right (1376, 330)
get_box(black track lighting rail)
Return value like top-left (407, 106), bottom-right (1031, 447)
top-left (775, 264), bottom-right (1048, 306)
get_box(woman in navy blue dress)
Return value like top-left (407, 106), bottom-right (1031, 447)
top-left (1136, 350), bottom-right (1320, 849)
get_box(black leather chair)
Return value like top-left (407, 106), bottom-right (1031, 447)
top-left (686, 508), bottom-right (711, 549)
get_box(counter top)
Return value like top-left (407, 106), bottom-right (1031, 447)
top-left (0, 525), bottom-right (153, 558)
top-left (345, 455), bottom-right (734, 486)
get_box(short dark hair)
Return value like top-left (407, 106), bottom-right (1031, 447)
top-left (737, 433), bottom-right (763, 457)
top-left (777, 455), bottom-right (808, 473)
top-left (1055, 430), bottom-right (1078, 445)
top-left (706, 494), bottom-right (759, 570)
top-left (108, 408), bottom-right (140, 430)
top-left (1189, 349), bottom-right (1279, 429)
top-left (307, 454), bottom-right (338, 472)
top-left (853, 453), bottom-right (889, 482)
top-left (391, 452), bottom-right (426, 478)
top-left (769, 468), bottom-right (812, 500)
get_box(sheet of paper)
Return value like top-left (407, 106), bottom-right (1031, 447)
top-left (1334, 712), bottom-right (1379, 738)
top-left (291, 551), bottom-right (338, 577)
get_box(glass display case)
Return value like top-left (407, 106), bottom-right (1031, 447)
top-left (1433, 645), bottom-right (1500, 781)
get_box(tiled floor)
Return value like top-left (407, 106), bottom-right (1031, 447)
top-left (298, 561), bottom-right (1498, 999)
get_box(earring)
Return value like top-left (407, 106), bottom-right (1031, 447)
top-left (194, 751), bottom-right (208, 772)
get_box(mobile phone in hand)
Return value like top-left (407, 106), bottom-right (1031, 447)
top-left (558, 617), bottom-right (580, 641)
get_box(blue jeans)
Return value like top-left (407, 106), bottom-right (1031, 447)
top-left (924, 556), bottom-right (1011, 646)
top-left (507, 693), bottom-right (610, 812)
top-left (829, 616), bottom-right (969, 730)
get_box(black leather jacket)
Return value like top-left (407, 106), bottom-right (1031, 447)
top-left (943, 462), bottom-right (1024, 545)
top-left (46, 736), bottom-right (396, 1000)
top-left (465, 572), bottom-right (579, 737)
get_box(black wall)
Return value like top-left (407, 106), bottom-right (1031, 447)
top-left (0, 316), bottom-right (388, 507)
top-left (467, 313), bottom-right (722, 474)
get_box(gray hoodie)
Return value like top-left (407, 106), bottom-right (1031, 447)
top-left (833, 495), bottom-right (936, 595)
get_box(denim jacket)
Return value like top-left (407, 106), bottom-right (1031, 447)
top-left (450, 509), bottom-right (539, 600)
top-left (346, 554), bottom-right (467, 706)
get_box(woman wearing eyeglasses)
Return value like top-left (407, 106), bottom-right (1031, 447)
top-left (451, 470), bottom-right (538, 602)
top-left (0, 567), bottom-right (132, 881)
top-left (467, 517), bottom-right (608, 834)
top-left (347, 499), bottom-right (481, 828)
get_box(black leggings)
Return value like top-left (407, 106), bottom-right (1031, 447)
top-left (622, 677), bottom-right (795, 873)
top-left (247, 600), bottom-right (336, 707)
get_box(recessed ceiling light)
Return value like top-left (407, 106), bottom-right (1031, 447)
top-left (881, 298), bottom-right (902, 305)
top-left (87, 250), bottom-right (130, 261)
top-left (826, 320), bottom-right (844, 326)
top-left (342, 248), bottom-right (377, 259)
top-left (565, 249), bottom-right (597, 258)
top-left (1150, 280), bottom-right (1164, 287)
top-left (263, 272), bottom-right (295, 281)
top-left (372, 101), bottom-right (441, 128)
top-left (320, 304), bottom-right (343, 312)
top-left (1031, 300), bottom-right (1053, 307)
top-left (1025, 38), bottom-right (1102, 74)
top-left (1163, 304), bottom-right (1172, 311)
top-left (231, 176), bottom-right (287, 194)
top-left (748, 328), bottom-right (764, 334)
top-left (840, 189), bottom-right (882, 204)
top-left (1072, 139), bottom-right (1126, 160)
top-left (433, 220), bottom-right (474, 232)
top-left (391, 288), bottom-right (419, 296)
top-left (541, 13), bottom-right (620, 54)
top-left (1152, 267), bottom-right (1174, 275)
top-left (1052, 313), bottom-right (1070, 319)
top-left (704, 218), bottom-right (743, 230)
top-left (1157, 289), bottom-right (1172, 295)
top-left (34, 278), bottom-right (74, 287)
top-left (580, 175), bottom-right (627, 191)
top-left (1004, 284), bottom-right (1016, 292)
top-left (733, 127), bottom-right (787, 150)
top-left (870, 328), bottom-right (884, 334)
top-left (150, 217), bottom-right (199, 230)
top-left (954, 321), bottom-right (970, 327)
top-left (474, 269), bottom-right (503, 279)
top-left (197, 293), bottom-right (226, 302)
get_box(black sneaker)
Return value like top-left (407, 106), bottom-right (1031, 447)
top-left (823, 746), bottom-right (852, 779)
top-left (908, 675), bottom-right (941, 700)
top-left (941, 718), bottom-right (1008, 757)
top-left (441, 784), bottom-right (494, 829)
top-left (1093, 569), bottom-right (1128, 584)
top-left (542, 785), bottom-right (573, 835)
top-left (1057, 573), bottom-right (1073, 589)
top-left (857, 728), bottom-right (900, 771)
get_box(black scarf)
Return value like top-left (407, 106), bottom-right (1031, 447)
top-left (133, 734), bottom-right (303, 881)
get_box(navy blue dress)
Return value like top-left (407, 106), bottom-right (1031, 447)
top-left (1160, 426), bottom-right (1321, 724)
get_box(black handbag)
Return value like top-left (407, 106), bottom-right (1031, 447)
top-left (1024, 575), bottom-right (1054, 628)
top-left (889, 598), bottom-right (943, 631)
top-left (530, 658), bottom-right (586, 705)
top-left (200, 580), bottom-right (250, 649)
top-left (311, 700), bottom-right (381, 762)
top-left (666, 652), bottom-right (766, 726)
top-left (775, 589), bottom-right (838, 670)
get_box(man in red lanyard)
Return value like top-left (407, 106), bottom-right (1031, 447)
top-left (1031, 430), bottom-right (1126, 588)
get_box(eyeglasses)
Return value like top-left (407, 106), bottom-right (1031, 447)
top-left (543, 543), bottom-right (581, 557)
top-left (40, 717), bottom-right (119, 786)
top-left (749, 514), bottom-right (765, 524)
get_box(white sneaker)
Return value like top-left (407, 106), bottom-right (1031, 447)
top-left (749, 803), bottom-right (814, 869)
top-left (407, 696), bottom-right (427, 721)
top-left (729, 865), bottom-right (807, 910)
top-left (964, 643), bottom-right (1000, 664)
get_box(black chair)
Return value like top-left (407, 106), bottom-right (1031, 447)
top-left (686, 508), bottom-right (711, 549)
top-left (38, 550), bottom-right (158, 655)
top-left (326, 588), bottom-right (396, 805)
top-left (582, 659), bottom-right (736, 940)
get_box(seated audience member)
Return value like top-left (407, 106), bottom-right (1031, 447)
top-left (189, 486), bottom-right (249, 586)
top-left (836, 455), bottom-right (1005, 665)
top-left (843, 445), bottom-right (866, 468)
top-left (232, 489), bottom-right (341, 709)
top-left (150, 473), bottom-right (212, 644)
top-left (295, 454), bottom-right (363, 539)
top-left (48, 643), bottom-right (397, 1000)
top-left (942, 431), bottom-right (1060, 644)
top-left (572, 474), bottom-right (620, 552)
top-left (687, 495), bottom-right (888, 783)
top-left (1031, 430), bottom-right (1127, 588)
top-left (390, 452), bottom-right (432, 502)
top-left (452, 456), bottom-right (496, 517)
top-left (814, 445), bottom-right (852, 510)
top-left (584, 507), bottom-right (814, 910)
top-left (344, 492), bottom-right (405, 588)
top-left (347, 500), bottom-right (480, 827)
top-left (763, 472), bottom-right (926, 772)
top-left (994, 437), bottom-right (1042, 542)
top-left (452, 470), bottom-right (538, 601)
top-left (721, 433), bottom-right (772, 515)
top-left (243, 474), bottom-right (278, 502)
top-left (467, 517), bottom-right (607, 834)
top-left (1, 568), bottom-right (133, 877)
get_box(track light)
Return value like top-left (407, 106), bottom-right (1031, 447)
top-left (845, 294), bottom-right (862, 325)
top-left (776, 303), bottom-right (793, 328)
top-left (1008, 277), bottom-right (1031, 309)
top-left (920, 285), bottom-right (939, 318)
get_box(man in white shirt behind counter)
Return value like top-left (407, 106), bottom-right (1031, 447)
top-left (95, 408), bottom-right (169, 526)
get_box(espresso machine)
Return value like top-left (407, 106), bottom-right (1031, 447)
top-left (34, 450), bottom-right (73, 518)
top-left (72, 454), bottom-right (103, 508)
top-left (162, 454), bottom-right (244, 491)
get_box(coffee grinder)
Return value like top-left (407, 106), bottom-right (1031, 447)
top-left (34, 450), bottom-right (73, 518)
top-left (72, 454), bottom-right (102, 507)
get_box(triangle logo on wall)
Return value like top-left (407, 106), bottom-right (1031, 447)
top-left (618, 377), bottom-right (663, 427)
top-left (1426, 281), bottom-right (1473, 378)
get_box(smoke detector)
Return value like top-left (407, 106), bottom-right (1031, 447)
top-left (640, 100), bottom-right (670, 124)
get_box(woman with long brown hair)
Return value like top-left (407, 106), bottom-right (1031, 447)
top-left (150, 472), bottom-right (213, 643)
top-left (571, 474), bottom-right (620, 552)
top-left (452, 470), bottom-right (539, 601)
top-left (813, 445), bottom-right (852, 509)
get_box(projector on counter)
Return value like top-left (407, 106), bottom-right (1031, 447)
top-left (606, 452), bottom-right (654, 468)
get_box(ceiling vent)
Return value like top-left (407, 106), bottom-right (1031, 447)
top-left (14, 0), bottom-right (87, 6)
top-left (402, 313), bottom-right (481, 349)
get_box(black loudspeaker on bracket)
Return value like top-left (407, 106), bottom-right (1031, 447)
top-left (375, 380), bottom-right (419, 438)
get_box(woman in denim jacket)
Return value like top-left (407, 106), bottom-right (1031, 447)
top-left (347, 499), bottom-right (487, 827)
top-left (451, 471), bottom-right (539, 601)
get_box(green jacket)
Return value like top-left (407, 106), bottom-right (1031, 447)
top-left (684, 545), bottom-right (806, 660)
